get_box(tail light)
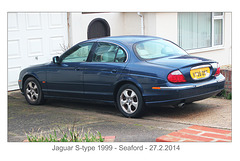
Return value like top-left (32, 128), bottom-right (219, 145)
top-left (167, 70), bottom-right (186, 83)
top-left (214, 67), bottom-right (220, 76)
top-left (214, 63), bottom-right (220, 76)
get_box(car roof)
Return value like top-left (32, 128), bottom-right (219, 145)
top-left (86, 35), bottom-right (163, 46)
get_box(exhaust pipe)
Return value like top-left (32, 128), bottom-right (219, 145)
top-left (178, 103), bottom-right (185, 108)
top-left (174, 103), bottom-right (185, 108)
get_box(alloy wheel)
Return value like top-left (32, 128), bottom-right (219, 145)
top-left (120, 89), bottom-right (139, 114)
top-left (26, 81), bottom-right (39, 102)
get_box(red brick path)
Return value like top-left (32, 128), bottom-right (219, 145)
top-left (103, 136), bottom-right (115, 142)
top-left (156, 125), bottom-right (231, 142)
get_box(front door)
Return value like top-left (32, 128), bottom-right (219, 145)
top-left (46, 42), bottom-right (94, 98)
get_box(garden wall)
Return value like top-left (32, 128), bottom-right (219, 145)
top-left (220, 65), bottom-right (232, 92)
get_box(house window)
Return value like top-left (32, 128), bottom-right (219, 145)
top-left (213, 12), bottom-right (224, 46)
top-left (178, 12), bottom-right (224, 51)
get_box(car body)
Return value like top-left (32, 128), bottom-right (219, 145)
top-left (18, 35), bottom-right (225, 118)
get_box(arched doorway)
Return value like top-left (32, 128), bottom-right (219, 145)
top-left (87, 18), bottom-right (110, 39)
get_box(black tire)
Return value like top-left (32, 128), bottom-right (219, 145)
top-left (23, 77), bottom-right (45, 105)
top-left (116, 84), bottom-right (145, 118)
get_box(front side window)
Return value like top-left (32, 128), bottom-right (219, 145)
top-left (134, 39), bottom-right (187, 60)
top-left (61, 43), bottom-right (93, 63)
top-left (178, 12), bottom-right (224, 50)
top-left (92, 42), bottom-right (126, 62)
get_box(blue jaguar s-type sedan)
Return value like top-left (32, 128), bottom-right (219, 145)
top-left (18, 35), bottom-right (225, 118)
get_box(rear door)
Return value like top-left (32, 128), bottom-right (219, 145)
top-left (83, 42), bottom-right (128, 101)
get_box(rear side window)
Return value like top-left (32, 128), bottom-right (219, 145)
top-left (115, 48), bottom-right (126, 62)
top-left (92, 42), bottom-right (127, 63)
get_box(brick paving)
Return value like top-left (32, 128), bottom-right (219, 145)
top-left (156, 125), bottom-right (232, 142)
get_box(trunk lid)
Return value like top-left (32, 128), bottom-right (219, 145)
top-left (146, 55), bottom-right (217, 82)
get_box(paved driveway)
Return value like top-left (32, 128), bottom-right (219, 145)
top-left (8, 91), bottom-right (231, 142)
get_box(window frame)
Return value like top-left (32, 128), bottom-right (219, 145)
top-left (212, 12), bottom-right (224, 47)
top-left (178, 12), bottom-right (224, 54)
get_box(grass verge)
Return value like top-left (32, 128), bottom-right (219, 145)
top-left (26, 127), bottom-right (104, 142)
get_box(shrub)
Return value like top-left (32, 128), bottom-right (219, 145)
top-left (214, 89), bottom-right (232, 100)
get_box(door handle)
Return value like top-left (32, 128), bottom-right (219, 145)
top-left (111, 69), bottom-right (117, 73)
top-left (75, 67), bottom-right (82, 71)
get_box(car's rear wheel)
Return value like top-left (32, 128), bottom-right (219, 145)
top-left (24, 77), bottom-right (44, 105)
top-left (116, 84), bottom-right (145, 118)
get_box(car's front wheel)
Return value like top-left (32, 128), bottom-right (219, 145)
top-left (24, 77), bottom-right (44, 105)
top-left (116, 84), bottom-right (145, 118)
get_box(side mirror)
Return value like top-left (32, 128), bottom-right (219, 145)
top-left (52, 56), bottom-right (60, 64)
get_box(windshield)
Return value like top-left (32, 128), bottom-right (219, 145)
top-left (134, 39), bottom-right (188, 59)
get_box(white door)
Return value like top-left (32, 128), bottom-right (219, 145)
top-left (8, 13), bottom-right (68, 90)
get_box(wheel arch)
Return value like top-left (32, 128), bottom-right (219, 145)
top-left (21, 74), bottom-right (40, 93)
top-left (113, 79), bottom-right (144, 103)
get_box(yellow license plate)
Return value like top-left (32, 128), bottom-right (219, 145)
top-left (190, 67), bottom-right (210, 80)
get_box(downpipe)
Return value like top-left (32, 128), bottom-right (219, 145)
top-left (137, 12), bottom-right (144, 35)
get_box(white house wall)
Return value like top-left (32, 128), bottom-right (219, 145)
top-left (155, 13), bottom-right (178, 43)
top-left (70, 12), bottom-right (124, 45)
top-left (123, 13), bottom-right (141, 35)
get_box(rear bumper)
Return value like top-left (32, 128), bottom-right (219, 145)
top-left (144, 75), bottom-right (225, 106)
